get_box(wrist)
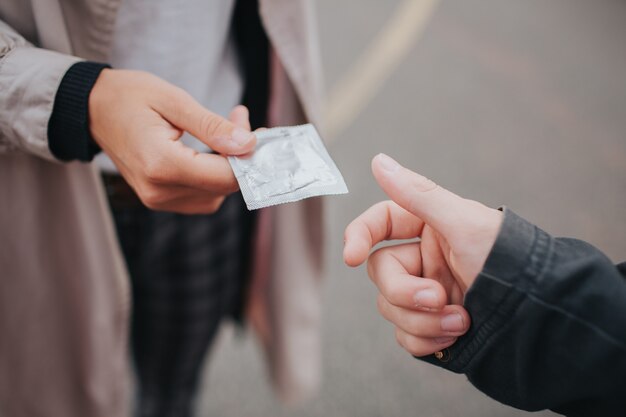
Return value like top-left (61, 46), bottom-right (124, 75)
top-left (87, 67), bottom-right (115, 149)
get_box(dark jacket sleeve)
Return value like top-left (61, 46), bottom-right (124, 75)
top-left (420, 208), bottom-right (626, 417)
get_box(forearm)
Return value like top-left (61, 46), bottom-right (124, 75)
top-left (420, 209), bottom-right (626, 415)
top-left (0, 20), bottom-right (80, 160)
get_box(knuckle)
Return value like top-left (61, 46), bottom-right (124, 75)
top-left (206, 198), bottom-right (225, 214)
top-left (143, 157), bottom-right (168, 184)
top-left (366, 248), bottom-right (384, 279)
top-left (171, 84), bottom-right (190, 98)
top-left (384, 283), bottom-right (405, 306)
top-left (379, 280), bottom-right (396, 302)
top-left (406, 316), bottom-right (424, 336)
top-left (376, 276), bottom-right (402, 306)
top-left (372, 200), bottom-right (392, 212)
top-left (224, 179), bottom-right (240, 195)
top-left (395, 328), bottom-right (433, 357)
top-left (137, 185), bottom-right (165, 209)
top-left (369, 247), bottom-right (384, 263)
top-left (366, 259), bottom-right (377, 284)
top-left (404, 337), bottom-right (426, 357)
top-left (200, 113), bottom-right (227, 138)
top-left (167, 92), bottom-right (190, 118)
top-left (407, 180), bottom-right (439, 215)
top-left (411, 174), bottom-right (438, 194)
top-left (395, 329), bottom-right (405, 348)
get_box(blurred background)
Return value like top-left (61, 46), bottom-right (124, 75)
top-left (199, 0), bottom-right (626, 415)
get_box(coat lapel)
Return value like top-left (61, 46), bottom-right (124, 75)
top-left (259, 0), bottom-right (324, 127)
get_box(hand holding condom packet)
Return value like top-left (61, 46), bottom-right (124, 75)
top-left (228, 124), bottom-right (348, 210)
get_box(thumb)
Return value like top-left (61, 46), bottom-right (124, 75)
top-left (371, 153), bottom-right (466, 235)
top-left (156, 87), bottom-right (256, 155)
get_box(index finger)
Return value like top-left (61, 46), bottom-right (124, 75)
top-left (155, 87), bottom-right (256, 155)
top-left (166, 143), bottom-right (239, 194)
top-left (367, 243), bottom-right (448, 311)
top-left (344, 201), bottom-right (425, 267)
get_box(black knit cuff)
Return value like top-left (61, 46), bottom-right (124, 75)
top-left (48, 61), bottom-right (110, 162)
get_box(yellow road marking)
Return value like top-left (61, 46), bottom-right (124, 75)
top-left (324, 0), bottom-right (441, 140)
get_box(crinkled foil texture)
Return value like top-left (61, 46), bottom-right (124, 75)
top-left (229, 124), bottom-right (348, 210)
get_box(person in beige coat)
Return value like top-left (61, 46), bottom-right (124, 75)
top-left (0, 1), bottom-right (325, 416)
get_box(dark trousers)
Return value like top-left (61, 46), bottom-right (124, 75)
top-left (109, 1), bottom-right (269, 415)
top-left (109, 193), bottom-right (255, 417)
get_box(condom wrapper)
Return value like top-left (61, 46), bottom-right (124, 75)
top-left (228, 124), bottom-right (348, 210)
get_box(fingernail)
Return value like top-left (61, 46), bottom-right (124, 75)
top-left (232, 127), bottom-right (254, 146)
top-left (413, 289), bottom-right (438, 310)
top-left (434, 337), bottom-right (456, 345)
top-left (441, 313), bottom-right (465, 333)
top-left (377, 153), bottom-right (400, 172)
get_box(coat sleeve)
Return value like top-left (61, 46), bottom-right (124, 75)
top-left (0, 19), bottom-right (80, 161)
top-left (419, 208), bottom-right (626, 417)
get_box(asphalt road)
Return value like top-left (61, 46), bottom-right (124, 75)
top-left (199, 1), bottom-right (626, 416)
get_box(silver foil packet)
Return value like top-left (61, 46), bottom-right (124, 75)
top-left (228, 124), bottom-right (348, 210)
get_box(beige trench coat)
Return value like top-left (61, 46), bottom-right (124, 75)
top-left (0, 1), bottom-right (325, 415)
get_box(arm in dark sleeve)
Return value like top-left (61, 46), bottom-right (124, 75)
top-left (47, 61), bottom-right (109, 162)
top-left (420, 208), bottom-right (626, 417)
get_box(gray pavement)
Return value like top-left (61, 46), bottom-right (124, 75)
top-left (199, 0), bottom-right (626, 416)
